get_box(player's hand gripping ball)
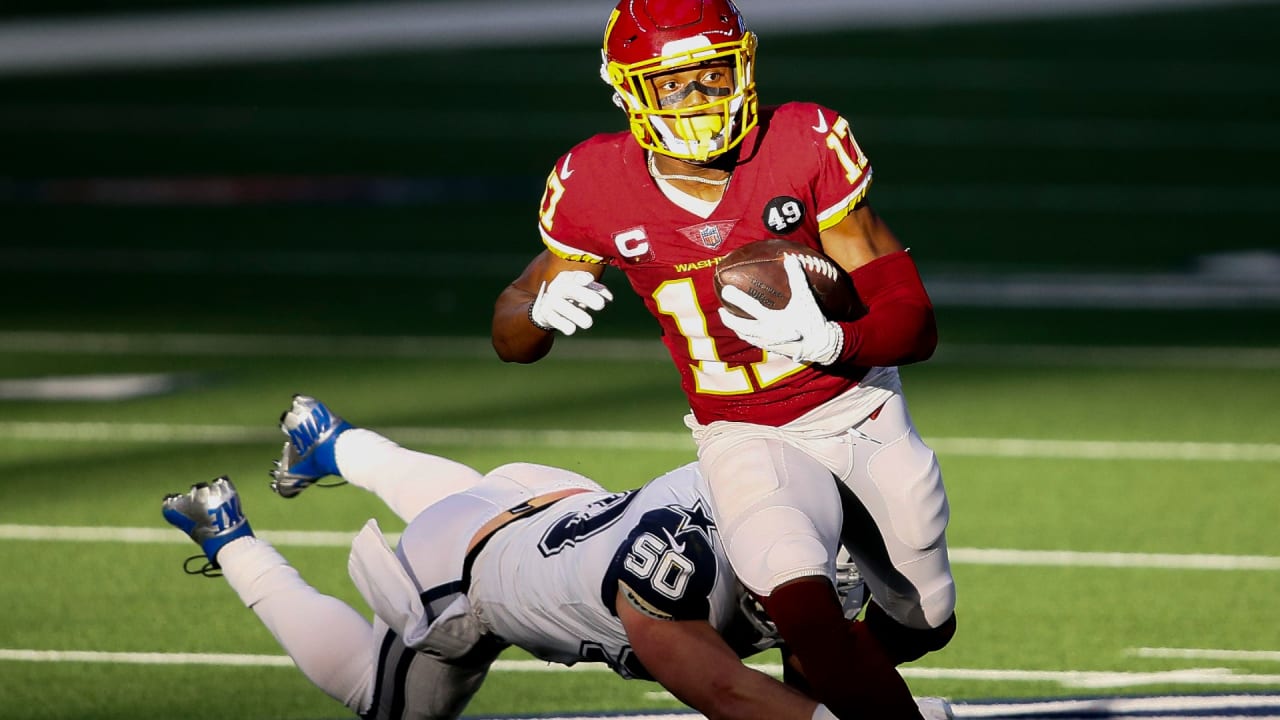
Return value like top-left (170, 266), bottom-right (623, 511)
top-left (713, 239), bottom-right (860, 320)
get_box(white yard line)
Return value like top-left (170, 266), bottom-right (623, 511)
top-left (947, 549), bottom-right (1280, 571)
top-left (1133, 648), bottom-right (1280, 663)
top-left (927, 438), bottom-right (1280, 463)
top-left (0, 373), bottom-right (195, 401)
top-left (0, 649), bottom-right (295, 667)
top-left (0, 525), bottom-right (367, 547)
top-left (2, 524), bottom-right (1277, 572)
top-left (2, 421), bottom-right (1278, 462)
top-left (907, 667), bottom-right (1280, 690)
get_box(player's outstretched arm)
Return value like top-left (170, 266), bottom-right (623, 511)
top-left (617, 592), bottom-right (828, 720)
top-left (492, 251), bottom-right (611, 363)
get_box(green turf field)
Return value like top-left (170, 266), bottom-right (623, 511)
top-left (1, 1), bottom-right (1278, 718)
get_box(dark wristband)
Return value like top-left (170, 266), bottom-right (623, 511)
top-left (528, 302), bottom-right (553, 332)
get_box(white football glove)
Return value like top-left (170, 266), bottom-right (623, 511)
top-left (528, 270), bottom-right (614, 335)
top-left (717, 255), bottom-right (844, 365)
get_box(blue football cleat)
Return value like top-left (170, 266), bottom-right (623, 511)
top-left (162, 476), bottom-right (254, 568)
top-left (269, 394), bottom-right (353, 498)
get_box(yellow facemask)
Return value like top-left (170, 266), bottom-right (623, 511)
top-left (602, 30), bottom-right (758, 162)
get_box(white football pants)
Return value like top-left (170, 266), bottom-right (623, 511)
top-left (690, 366), bottom-right (956, 630)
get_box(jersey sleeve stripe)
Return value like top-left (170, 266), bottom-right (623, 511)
top-left (816, 169), bottom-right (875, 233)
top-left (540, 227), bottom-right (607, 264)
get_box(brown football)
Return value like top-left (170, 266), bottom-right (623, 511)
top-left (714, 239), bottom-right (861, 320)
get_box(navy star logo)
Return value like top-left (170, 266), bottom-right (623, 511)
top-left (669, 499), bottom-right (718, 548)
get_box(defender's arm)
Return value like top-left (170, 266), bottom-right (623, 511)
top-left (617, 590), bottom-right (829, 720)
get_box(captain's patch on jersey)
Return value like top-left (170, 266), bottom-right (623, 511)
top-left (612, 226), bottom-right (655, 263)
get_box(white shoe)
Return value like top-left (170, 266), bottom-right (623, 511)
top-left (916, 697), bottom-right (955, 720)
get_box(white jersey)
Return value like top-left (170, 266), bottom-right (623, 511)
top-left (396, 461), bottom-right (765, 680)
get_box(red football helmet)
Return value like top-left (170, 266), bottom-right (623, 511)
top-left (600, 0), bottom-right (758, 162)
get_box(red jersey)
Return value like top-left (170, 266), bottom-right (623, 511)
top-left (537, 102), bottom-right (875, 426)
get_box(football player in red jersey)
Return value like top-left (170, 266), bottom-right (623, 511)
top-left (492, 2), bottom-right (956, 717)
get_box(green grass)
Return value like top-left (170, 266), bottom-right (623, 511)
top-left (1, 1), bottom-right (1278, 717)
top-left (1, 346), bottom-right (1278, 718)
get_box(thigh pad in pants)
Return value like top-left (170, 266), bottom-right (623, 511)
top-left (699, 436), bottom-right (843, 596)
top-left (842, 396), bottom-right (954, 628)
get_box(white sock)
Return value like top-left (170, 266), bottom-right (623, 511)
top-left (217, 537), bottom-right (375, 713)
top-left (333, 428), bottom-right (484, 522)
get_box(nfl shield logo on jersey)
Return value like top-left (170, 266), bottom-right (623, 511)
top-left (677, 220), bottom-right (738, 250)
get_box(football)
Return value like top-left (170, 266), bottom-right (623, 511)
top-left (714, 239), bottom-right (861, 320)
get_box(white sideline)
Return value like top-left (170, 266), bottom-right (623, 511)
top-left (949, 693), bottom-right (1280, 719)
top-left (0, 0), bottom-right (1268, 76)
top-left (3, 524), bottom-right (1279, 572)
top-left (2, 649), bottom-right (1280, 691)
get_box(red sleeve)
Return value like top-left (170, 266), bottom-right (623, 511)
top-left (833, 250), bottom-right (937, 367)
